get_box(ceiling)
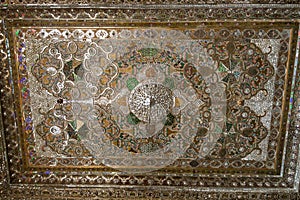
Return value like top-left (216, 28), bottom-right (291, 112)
top-left (0, 1), bottom-right (300, 199)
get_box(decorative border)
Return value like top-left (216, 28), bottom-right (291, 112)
top-left (0, 3), bottom-right (300, 199)
top-left (1, 187), bottom-right (300, 200)
top-left (0, 5), bottom-right (299, 21)
top-left (0, 0), bottom-right (299, 4)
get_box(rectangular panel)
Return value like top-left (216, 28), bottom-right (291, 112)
top-left (0, 3), bottom-right (300, 199)
top-left (7, 22), bottom-right (298, 178)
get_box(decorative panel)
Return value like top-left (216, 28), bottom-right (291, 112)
top-left (0, 2), bottom-right (300, 199)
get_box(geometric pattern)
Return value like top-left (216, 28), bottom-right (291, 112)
top-left (0, 1), bottom-right (300, 199)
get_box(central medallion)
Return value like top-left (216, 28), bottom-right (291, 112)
top-left (64, 33), bottom-right (223, 172)
top-left (128, 83), bottom-right (174, 123)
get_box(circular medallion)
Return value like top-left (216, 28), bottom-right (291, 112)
top-left (129, 83), bottom-right (174, 122)
top-left (68, 29), bottom-right (226, 173)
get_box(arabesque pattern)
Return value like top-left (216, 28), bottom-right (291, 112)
top-left (0, 2), bottom-right (300, 199)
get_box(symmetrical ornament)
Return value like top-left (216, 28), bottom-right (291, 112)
top-left (0, 2), bottom-right (300, 199)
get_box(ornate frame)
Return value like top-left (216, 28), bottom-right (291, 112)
top-left (0, 1), bottom-right (300, 199)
